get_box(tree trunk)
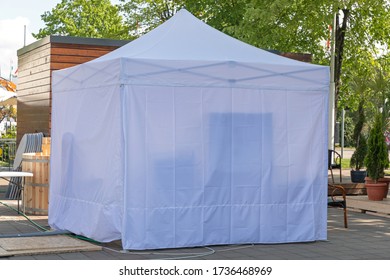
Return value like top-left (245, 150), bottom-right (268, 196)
top-left (334, 9), bottom-right (350, 110)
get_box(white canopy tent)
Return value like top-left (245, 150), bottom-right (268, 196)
top-left (50, 9), bottom-right (329, 250)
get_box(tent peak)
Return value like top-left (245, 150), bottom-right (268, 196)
top-left (92, 9), bottom-right (324, 67)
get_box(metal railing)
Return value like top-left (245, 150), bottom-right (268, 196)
top-left (0, 138), bottom-right (16, 170)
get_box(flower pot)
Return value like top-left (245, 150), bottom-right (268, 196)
top-left (350, 170), bottom-right (367, 183)
top-left (365, 182), bottom-right (388, 201)
top-left (365, 177), bottom-right (374, 184)
top-left (378, 177), bottom-right (390, 198)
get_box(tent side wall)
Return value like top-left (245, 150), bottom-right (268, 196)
top-left (120, 63), bottom-right (328, 249)
top-left (49, 64), bottom-right (125, 241)
top-left (49, 57), bottom-right (328, 248)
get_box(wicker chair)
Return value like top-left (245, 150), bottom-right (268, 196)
top-left (328, 149), bottom-right (342, 183)
top-left (328, 184), bottom-right (348, 228)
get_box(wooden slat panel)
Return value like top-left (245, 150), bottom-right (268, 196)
top-left (17, 85), bottom-right (51, 96)
top-left (17, 42), bottom-right (52, 143)
top-left (50, 62), bottom-right (80, 70)
top-left (51, 47), bottom-right (115, 57)
top-left (17, 121), bottom-right (51, 130)
top-left (18, 120), bottom-right (51, 128)
top-left (17, 102), bottom-right (50, 114)
top-left (17, 69), bottom-right (51, 86)
top-left (17, 118), bottom-right (51, 126)
top-left (17, 101), bottom-right (50, 109)
top-left (18, 43), bottom-right (50, 63)
top-left (51, 54), bottom-right (99, 64)
top-left (18, 63), bottom-right (51, 78)
top-left (17, 125), bottom-right (50, 133)
top-left (51, 43), bottom-right (118, 51)
top-left (18, 110), bottom-right (50, 118)
top-left (17, 77), bottom-right (51, 91)
top-left (18, 89), bottom-right (51, 97)
top-left (18, 57), bottom-right (50, 73)
top-left (17, 91), bottom-right (51, 99)
top-left (18, 96), bottom-right (51, 107)
top-left (17, 126), bottom-right (51, 137)
top-left (49, 43), bottom-right (119, 71)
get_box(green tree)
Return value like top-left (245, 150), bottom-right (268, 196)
top-left (368, 66), bottom-right (390, 132)
top-left (118, 0), bottom-right (184, 35)
top-left (33, 0), bottom-right (131, 40)
top-left (38, 0), bottom-right (389, 115)
top-left (118, 0), bottom-right (248, 36)
top-left (227, 1), bottom-right (390, 111)
top-left (118, 0), bottom-right (390, 114)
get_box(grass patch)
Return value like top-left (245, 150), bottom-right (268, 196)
top-left (341, 158), bottom-right (351, 169)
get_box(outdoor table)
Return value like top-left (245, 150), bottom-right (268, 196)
top-left (0, 171), bottom-right (33, 213)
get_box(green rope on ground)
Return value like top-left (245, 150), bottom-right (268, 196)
top-left (68, 234), bottom-right (101, 245)
top-left (0, 201), bottom-right (101, 244)
top-left (0, 201), bottom-right (49, 232)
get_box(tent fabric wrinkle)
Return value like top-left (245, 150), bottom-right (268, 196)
top-left (50, 9), bottom-right (329, 249)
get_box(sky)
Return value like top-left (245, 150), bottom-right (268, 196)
top-left (0, 0), bottom-right (121, 80)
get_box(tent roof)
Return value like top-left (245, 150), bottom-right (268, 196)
top-left (53, 9), bottom-right (329, 91)
top-left (94, 9), bottom-right (318, 67)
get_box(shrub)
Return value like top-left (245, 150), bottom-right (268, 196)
top-left (364, 113), bottom-right (389, 181)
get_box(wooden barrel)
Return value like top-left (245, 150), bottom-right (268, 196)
top-left (42, 137), bottom-right (51, 156)
top-left (21, 153), bottom-right (50, 215)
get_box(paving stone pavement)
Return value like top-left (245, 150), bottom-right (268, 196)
top-left (1, 198), bottom-right (390, 260)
